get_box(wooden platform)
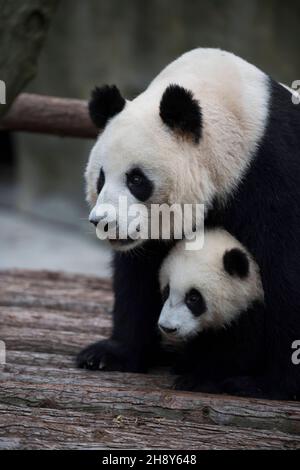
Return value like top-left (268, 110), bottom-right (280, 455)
top-left (0, 269), bottom-right (300, 450)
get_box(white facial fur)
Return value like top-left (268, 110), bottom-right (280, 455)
top-left (158, 229), bottom-right (264, 341)
top-left (86, 48), bottom-right (270, 250)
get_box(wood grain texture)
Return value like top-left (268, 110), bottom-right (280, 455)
top-left (1, 404), bottom-right (299, 450)
top-left (0, 269), bottom-right (300, 450)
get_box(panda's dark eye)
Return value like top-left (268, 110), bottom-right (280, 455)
top-left (186, 290), bottom-right (200, 304)
top-left (129, 174), bottom-right (143, 186)
top-left (126, 167), bottom-right (153, 202)
top-left (185, 288), bottom-right (206, 317)
top-left (162, 284), bottom-right (170, 303)
top-left (97, 167), bottom-right (105, 194)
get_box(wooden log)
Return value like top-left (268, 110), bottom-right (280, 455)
top-left (1, 325), bottom-right (106, 355)
top-left (0, 268), bottom-right (113, 289)
top-left (0, 306), bottom-right (112, 333)
top-left (0, 93), bottom-right (98, 138)
top-left (0, 269), bottom-right (112, 354)
top-left (1, 269), bottom-right (300, 449)
top-left (1, 404), bottom-right (299, 450)
top-left (6, 349), bottom-right (169, 379)
top-left (4, 352), bottom-right (300, 436)
top-left (0, 269), bottom-right (113, 314)
top-left (7, 350), bottom-right (75, 369)
top-left (1, 364), bottom-right (300, 436)
top-left (2, 362), bottom-right (172, 391)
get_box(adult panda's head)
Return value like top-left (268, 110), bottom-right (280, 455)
top-left (86, 84), bottom-right (206, 250)
top-left (158, 229), bottom-right (264, 341)
top-left (85, 51), bottom-right (268, 250)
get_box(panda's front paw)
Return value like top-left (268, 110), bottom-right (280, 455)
top-left (76, 339), bottom-right (127, 371)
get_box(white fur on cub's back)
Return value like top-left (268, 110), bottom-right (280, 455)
top-left (159, 229), bottom-right (264, 331)
top-left (86, 48), bottom-right (270, 216)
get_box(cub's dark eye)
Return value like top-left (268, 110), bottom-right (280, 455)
top-left (126, 167), bottom-right (153, 202)
top-left (185, 288), bottom-right (207, 317)
top-left (97, 167), bottom-right (105, 194)
top-left (162, 284), bottom-right (170, 303)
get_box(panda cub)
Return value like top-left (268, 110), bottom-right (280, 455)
top-left (158, 229), bottom-right (266, 396)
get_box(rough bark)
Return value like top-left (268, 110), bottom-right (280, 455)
top-left (0, 404), bottom-right (299, 450)
top-left (0, 269), bottom-right (300, 449)
top-left (0, 0), bottom-right (59, 117)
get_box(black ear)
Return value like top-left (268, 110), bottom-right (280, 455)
top-left (223, 248), bottom-right (249, 279)
top-left (159, 84), bottom-right (202, 142)
top-left (88, 85), bottom-right (126, 128)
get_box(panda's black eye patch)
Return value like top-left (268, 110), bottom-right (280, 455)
top-left (162, 284), bottom-right (170, 303)
top-left (97, 167), bottom-right (105, 194)
top-left (185, 288), bottom-right (207, 317)
top-left (126, 167), bottom-right (153, 202)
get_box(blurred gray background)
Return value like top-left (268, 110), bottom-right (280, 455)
top-left (1, 0), bottom-right (300, 276)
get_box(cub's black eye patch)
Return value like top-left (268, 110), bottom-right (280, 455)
top-left (185, 288), bottom-right (207, 317)
top-left (126, 167), bottom-right (153, 202)
top-left (223, 248), bottom-right (249, 279)
top-left (162, 284), bottom-right (170, 303)
top-left (97, 167), bottom-right (105, 194)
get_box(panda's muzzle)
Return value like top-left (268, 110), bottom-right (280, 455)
top-left (89, 209), bottom-right (142, 250)
top-left (159, 325), bottom-right (178, 335)
top-left (89, 215), bottom-right (100, 227)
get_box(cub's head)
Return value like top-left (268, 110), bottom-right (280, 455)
top-left (158, 229), bottom-right (264, 341)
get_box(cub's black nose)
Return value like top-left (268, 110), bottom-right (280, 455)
top-left (160, 325), bottom-right (177, 334)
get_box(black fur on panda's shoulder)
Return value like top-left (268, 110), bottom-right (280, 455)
top-left (89, 85), bottom-right (125, 129)
top-left (223, 248), bottom-right (249, 278)
top-left (205, 78), bottom-right (300, 399)
top-left (159, 84), bottom-right (202, 143)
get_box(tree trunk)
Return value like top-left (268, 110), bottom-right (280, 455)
top-left (0, 0), bottom-right (59, 117)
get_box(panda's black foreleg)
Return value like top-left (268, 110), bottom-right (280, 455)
top-left (172, 341), bottom-right (274, 398)
top-left (172, 374), bottom-right (262, 396)
top-left (77, 241), bottom-right (171, 372)
top-left (215, 375), bottom-right (276, 399)
top-left (173, 374), bottom-right (294, 400)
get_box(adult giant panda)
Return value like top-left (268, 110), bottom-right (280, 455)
top-left (158, 228), bottom-right (266, 396)
top-left (77, 48), bottom-right (300, 400)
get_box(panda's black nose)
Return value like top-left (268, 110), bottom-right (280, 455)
top-left (90, 218), bottom-right (98, 227)
top-left (160, 325), bottom-right (178, 334)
